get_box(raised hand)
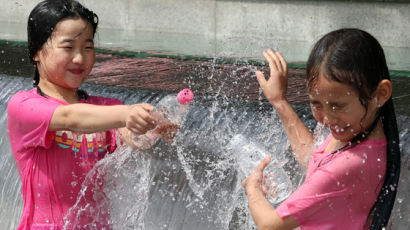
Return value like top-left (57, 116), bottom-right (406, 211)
top-left (256, 49), bottom-right (288, 107)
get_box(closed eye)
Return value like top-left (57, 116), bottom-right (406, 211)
top-left (310, 101), bottom-right (322, 110)
top-left (330, 103), bottom-right (346, 111)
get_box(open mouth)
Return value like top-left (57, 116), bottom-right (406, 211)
top-left (68, 68), bottom-right (84, 75)
top-left (330, 124), bottom-right (351, 135)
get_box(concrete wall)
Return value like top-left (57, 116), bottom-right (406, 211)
top-left (0, 0), bottom-right (409, 70)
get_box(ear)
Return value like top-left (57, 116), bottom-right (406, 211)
top-left (375, 79), bottom-right (392, 107)
top-left (33, 53), bottom-right (40, 62)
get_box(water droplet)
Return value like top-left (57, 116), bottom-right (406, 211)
top-left (37, 193), bottom-right (40, 197)
top-left (71, 181), bottom-right (78, 187)
top-left (378, 174), bottom-right (382, 179)
top-left (377, 158), bottom-right (381, 162)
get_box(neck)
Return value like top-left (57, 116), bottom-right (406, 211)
top-left (37, 79), bottom-right (79, 104)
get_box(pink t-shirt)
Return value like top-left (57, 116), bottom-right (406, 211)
top-left (276, 134), bottom-right (387, 230)
top-left (7, 88), bottom-right (123, 230)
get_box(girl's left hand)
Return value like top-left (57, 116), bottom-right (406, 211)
top-left (242, 155), bottom-right (271, 196)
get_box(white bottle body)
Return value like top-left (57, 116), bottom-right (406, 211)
top-left (228, 134), bottom-right (293, 205)
top-left (133, 95), bottom-right (189, 150)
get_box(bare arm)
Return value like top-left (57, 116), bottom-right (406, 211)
top-left (50, 103), bottom-right (156, 135)
top-left (243, 156), bottom-right (300, 230)
top-left (256, 49), bottom-right (313, 168)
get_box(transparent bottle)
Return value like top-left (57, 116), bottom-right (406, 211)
top-left (227, 134), bottom-right (293, 205)
top-left (133, 88), bottom-right (194, 150)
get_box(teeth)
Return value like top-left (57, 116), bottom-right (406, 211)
top-left (333, 127), bottom-right (345, 133)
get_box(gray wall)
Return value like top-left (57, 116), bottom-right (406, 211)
top-left (1, 0), bottom-right (409, 70)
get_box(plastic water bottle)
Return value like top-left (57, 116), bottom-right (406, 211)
top-left (133, 88), bottom-right (194, 150)
top-left (227, 134), bottom-right (293, 206)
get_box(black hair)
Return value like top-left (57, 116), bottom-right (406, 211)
top-left (306, 28), bottom-right (401, 229)
top-left (27, 0), bottom-right (98, 100)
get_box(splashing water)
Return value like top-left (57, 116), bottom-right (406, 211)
top-left (1, 70), bottom-right (410, 230)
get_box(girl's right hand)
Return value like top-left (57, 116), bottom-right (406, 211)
top-left (255, 49), bottom-right (288, 107)
top-left (125, 103), bottom-right (156, 135)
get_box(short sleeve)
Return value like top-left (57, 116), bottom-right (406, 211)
top-left (7, 91), bottom-right (59, 152)
top-left (276, 145), bottom-right (381, 226)
top-left (276, 168), bottom-right (350, 224)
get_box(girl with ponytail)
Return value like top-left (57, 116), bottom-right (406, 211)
top-left (242, 28), bottom-right (400, 230)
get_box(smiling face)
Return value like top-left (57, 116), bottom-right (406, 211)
top-left (309, 75), bottom-right (379, 142)
top-left (34, 17), bottom-right (95, 91)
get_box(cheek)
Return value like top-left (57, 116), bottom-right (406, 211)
top-left (85, 52), bottom-right (95, 67)
top-left (312, 110), bottom-right (323, 123)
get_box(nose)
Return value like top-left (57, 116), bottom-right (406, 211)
top-left (314, 107), bottom-right (338, 128)
top-left (322, 110), bottom-right (338, 128)
top-left (72, 51), bottom-right (84, 64)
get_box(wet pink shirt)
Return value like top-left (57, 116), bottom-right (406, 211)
top-left (7, 89), bottom-right (122, 230)
top-left (276, 134), bottom-right (387, 230)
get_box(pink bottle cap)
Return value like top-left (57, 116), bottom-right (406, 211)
top-left (177, 88), bottom-right (194, 105)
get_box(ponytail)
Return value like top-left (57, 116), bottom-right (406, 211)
top-left (33, 66), bottom-right (46, 97)
top-left (369, 98), bottom-right (401, 229)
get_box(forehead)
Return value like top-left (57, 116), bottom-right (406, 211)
top-left (51, 18), bottom-right (94, 40)
top-left (309, 74), bottom-right (356, 98)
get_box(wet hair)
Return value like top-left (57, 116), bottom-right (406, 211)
top-left (27, 0), bottom-right (98, 100)
top-left (306, 28), bottom-right (401, 229)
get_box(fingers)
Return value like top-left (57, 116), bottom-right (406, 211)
top-left (261, 184), bottom-right (268, 196)
top-left (263, 49), bottom-right (285, 74)
top-left (263, 50), bottom-right (279, 73)
top-left (139, 103), bottom-right (155, 112)
top-left (267, 49), bottom-right (283, 73)
top-left (255, 71), bottom-right (266, 88)
top-left (241, 178), bottom-right (247, 188)
top-left (255, 155), bottom-right (271, 172)
top-left (127, 104), bottom-right (157, 134)
top-left (276, 52), bottom-right (288, 74)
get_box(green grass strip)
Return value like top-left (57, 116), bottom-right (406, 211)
top-left (1, 39), bottom-right (409, 76)
top-left (0, 40), bottom-right (27, 46)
